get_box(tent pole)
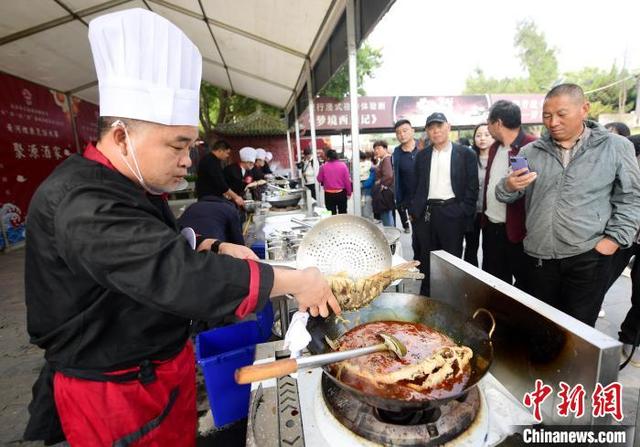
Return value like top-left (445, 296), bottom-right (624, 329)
top-left (346, 0), bottom-right (361, 216)
top-left (305, 62), bottom-right (322, 207)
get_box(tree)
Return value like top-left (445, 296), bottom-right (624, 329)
top-left (318, 43), bottom-right (383, 99)
top-left (199, 82), bottom-right (282, 136)
top-left (563, 66), bottom-right (637, 118)
top-left (464, 19), bottom-right (558, 94)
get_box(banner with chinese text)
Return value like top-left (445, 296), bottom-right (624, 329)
top-left (72, 96), bottom-right (99, 150)
top-left (0, 72), bottom-right (76, 248)
top-left (298, 94), bottom-right (544, 132)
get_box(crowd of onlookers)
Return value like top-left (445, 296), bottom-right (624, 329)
top-left (189, 83), bottom-right (640, 366)
top-left (310, 83), bottom-right (640, 365)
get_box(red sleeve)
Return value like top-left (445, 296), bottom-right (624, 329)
top-left (234, 259), bottom-right (261, 318)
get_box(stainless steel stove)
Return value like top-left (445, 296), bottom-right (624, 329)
top-left (245, 251), bottom-right (623, 446)
top-left (245, 340), bottom-right (538, 446)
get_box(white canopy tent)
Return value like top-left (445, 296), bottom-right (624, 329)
top-left (0, 0), bottom-right (394, 213)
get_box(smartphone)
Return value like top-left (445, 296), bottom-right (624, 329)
top-left (510, 155), bottom-right (529, 174)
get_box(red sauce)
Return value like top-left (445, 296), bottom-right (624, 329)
top-left (329, 321), bottom-right (471, 400)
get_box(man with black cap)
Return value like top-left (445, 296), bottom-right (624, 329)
top-left (23, 9), bottom-right (339, 446)
top-left (411, 113), bottom-right (479, 295)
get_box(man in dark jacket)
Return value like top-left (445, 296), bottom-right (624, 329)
top-left (411, 113), bottom-right (479, 296)
top-left (483, 100), bottom-right (537, 290)
top-left (392, 119), bottom-right (420, 259)
top-left (195, 139), bottom-right (244, 207)
top-left (23, 9), bottom-right (339, 446)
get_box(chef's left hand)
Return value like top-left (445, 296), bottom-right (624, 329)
top-left (219, 242), bottom-right (260, 260)
top-left (197, 239), bottom-right (259, 260)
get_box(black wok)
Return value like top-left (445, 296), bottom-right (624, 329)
top-left (306, 293), bottom-right (494, 412)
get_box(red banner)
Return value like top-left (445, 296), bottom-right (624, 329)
top-left (297, 94), bottom-right (544, 132)
top-left (73, 96), bottom-right (99, 150)
top-left (0, 72), bottom-right (76, 248)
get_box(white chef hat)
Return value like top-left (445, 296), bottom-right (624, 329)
top-left (239, 147), bottom-right (257, 163)
top-left (255, 148), bottom-right (266, 160)
top-left (265, 151), bottom-right (273, 162)
top-left (88, 8), bottom-right (202, 126)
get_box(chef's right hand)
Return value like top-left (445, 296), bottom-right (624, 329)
top-left (292, 267), bottom-right (341, 318)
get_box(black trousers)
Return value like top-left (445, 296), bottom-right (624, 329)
top-left (463, 213), bottom-right (482, 267)
top-left (305, 184), bottom-right (316, 200)
top-left (414, 203), bottom-right (466, 296)
top-left (527, 250), bottom-right (613, 327)
top-left (324, 190), bottom-right (347, 215)
top-left (605, 244), bottom-right (640, 346)
top-left (482, 221), bottom-right (528, 291)
top-left (398, 202), bottom-right (421, 261)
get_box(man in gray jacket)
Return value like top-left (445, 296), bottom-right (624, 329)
top-left (496, 83), bottom-right (640, 326)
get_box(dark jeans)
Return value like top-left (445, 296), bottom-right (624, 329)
top-left (463, 213), bottom-right (482, 267)
top-left (482, 221), bottom-right (528, 291)
top-left (306, 184), bottom-right (316, 200)
top-left (605, 244), bottom-right (640, 346)
top-left (324, 190), bottom-right (347, 215)
top-left (527, 249), bottom-right (613, 327)
top-left (414, 203), bottom-right (466, 296)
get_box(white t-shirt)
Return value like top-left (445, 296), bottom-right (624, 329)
top-left (428, 142), bottom-right (455, 200)
top-left (485, 145), bottom-right (510, 223)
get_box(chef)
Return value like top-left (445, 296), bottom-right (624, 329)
top-left (23, 8), bottom-right (339, 446)
top-left (224, 146), bottom-right (261, 198)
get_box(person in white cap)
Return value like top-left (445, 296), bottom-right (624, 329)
top-left (22, 9), bottom-right (339, 446)
top-left (224, 146), bottom-right (264, 198)
top-left (264, 150), bottom-right (274, 174)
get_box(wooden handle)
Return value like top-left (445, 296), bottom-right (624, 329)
top-left (235, 358), bottom-right (298, 384)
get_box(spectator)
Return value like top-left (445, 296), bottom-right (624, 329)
top-left (605, 122), bottom-right (631, 137)
top-left (604, 133), bottom-right (640, 365)
top-left (496, 83), bottom-right (640, 326)
top-left (361, 151), bottom-right (376, 219)
top-left (178, 196), bottom-right (244, 246)
top-left (299, 147), bottom-right (317, 199)
top-left (483, 100), bottom-right (537, 289)
top-left (457, 137), bottom-right (471, 147)
top-left (463, 123), bottom-right (494, 267)
top-left (392, 119), bottom-right (419, 234)
top-left (195, 140), bottom-right (244, 208)
top-left (317, 149), bottom-right (352, 214)
top-left (411, 113), bottom-right (478, 296)
top-left (372, 141), bottom-right (395, 227)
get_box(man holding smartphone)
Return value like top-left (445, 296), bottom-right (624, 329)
top-left (495, 84), bottom-right (640, 327)
top-left (483, 100), bottom-right (537, 290)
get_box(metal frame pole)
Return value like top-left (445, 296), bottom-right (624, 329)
top-left (346, 0), bottom-right (361, 216)
top-left (305, 62), bottom-right (322, 206)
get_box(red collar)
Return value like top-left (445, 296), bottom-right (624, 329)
top-left (82, 141), bottom-right (169, 200)
top-left (83, 142), bottom-right (116, 171)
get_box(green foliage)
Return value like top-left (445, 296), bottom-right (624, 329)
top-left (199, 82), bottom-right (282, 136)
top-left (463, 18), bottom-right (638, 120)
top-left (563, 66), bottom-right (637, 118)
top-left (464, 19), bottom-right (558, 94)
top-left (318, 43), bottom-right (383, 99)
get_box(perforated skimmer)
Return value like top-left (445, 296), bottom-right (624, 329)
top-left (296, 215), bottom-right (392, 279)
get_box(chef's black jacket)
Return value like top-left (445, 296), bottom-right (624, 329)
top-left (224, 163), bottom-right (252, 197)
top-left (195, 152), bottom-right (229, 199)
top-left (25, 149), bottom-right (274, 372)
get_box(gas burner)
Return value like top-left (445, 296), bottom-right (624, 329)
top-left (319, 374), bottom-right (483, 446)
